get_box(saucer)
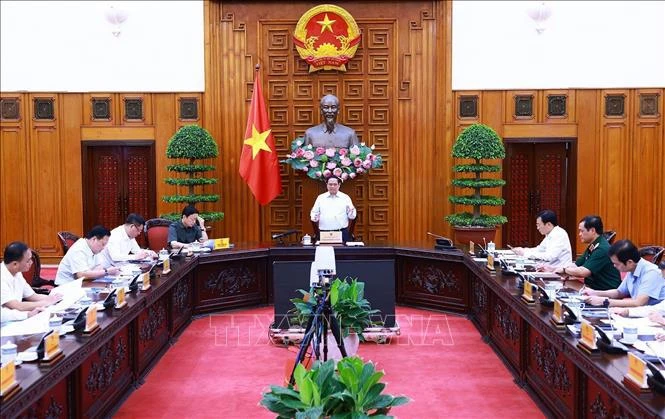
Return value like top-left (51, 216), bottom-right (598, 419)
top-left (17, 351), bottom-right (38, 362)
top-left (191, 247), bottom-right (211, 253)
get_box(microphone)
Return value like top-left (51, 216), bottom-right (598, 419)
top-left (271, 229), bottom-right (298, 240)
top-left (645, 342), bottom-right (665, 395)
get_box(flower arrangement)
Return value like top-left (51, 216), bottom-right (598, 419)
top-left (282, 138), bottom-right (383, 181)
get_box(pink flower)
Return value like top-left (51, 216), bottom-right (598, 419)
top-left (341, 172), bottom-right (349, 180)
top-left (302, 167), bottom-right (309, 172)
top-left (295, 148), bottom-right (305, 157)
top-left (323, 170), bottom-right (332, 178)
top-left (354, 158), bottom-right (363, 167)
top-left (341, 157), bottom-right (352, 167)
top-left (356, 167), bottom-right (365, 174)
top-left (303, 150), bottom-right (315, 160)
top-left (315, 171), bottom-right (322, 178)
top-left (309, 160), bottom-right (319, 167)
top-left (326, 162), bottom-right (337, 170)
top-left (349, 172), bottom-right (356, 179)
top-left (333, 168), bottom-right (342, 177)
top-left (362, 160), bottom-right (371, 169)
top-left (339, 148), bottom-right (348, 156)
top-left (367, 153), bottom-right (374, 161)
top-left (325, 148), bottom-right (336, 157)
top-left (350, 145), bottom-right (360, 155)
top-left (316, 147), bottom-right (325, 155)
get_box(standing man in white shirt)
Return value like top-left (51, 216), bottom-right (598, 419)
top-left (1, 241), bottom-right (61, 322)
top-left (512, 210), bottom-right (572, 270)
top-left (55, 225), bottom-right (120, 285)
top-left (99, 213), bottom-right (157, 267)
top-left (310, 176), bottom-right (356, 243)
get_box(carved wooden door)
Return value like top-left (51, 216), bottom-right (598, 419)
top-left (83, 142), bottom-right (156, 234)
top-left (503, 141), bottom-right (575, 247)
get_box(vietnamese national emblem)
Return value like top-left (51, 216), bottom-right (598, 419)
top-left (293, 4), bottom-right (361, 72)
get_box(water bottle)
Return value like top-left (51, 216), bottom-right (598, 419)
top-left (159, 248), bottom-right (168, 261)
top-left (487, 241), bottom-right (496, 253)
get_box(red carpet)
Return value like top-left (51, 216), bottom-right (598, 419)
top-left (115, 306), bottom-right (544, 418)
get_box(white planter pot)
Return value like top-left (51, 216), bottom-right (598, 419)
top-left (325, 332), bottom-right (360, 361)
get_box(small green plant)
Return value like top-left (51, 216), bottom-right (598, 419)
top-left (161, 125), bottom-right (224, 222)
top-left (260, 357), bottom-right (409, 418)
top-left (446, 123), bottom-right (507, 227)
top-left (290, 278), bottom-right (380, 341)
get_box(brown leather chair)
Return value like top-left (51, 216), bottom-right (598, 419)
top-left (145, 218), bottom-right (173, 252)
top-left (25, 249), bottom-right (55, 294)
top-left (57, 231), bottom-right (80, 254)
top-left (640, 245), bottom-right (665, 264)
top-left (601, 230), bottom-right (617, 244)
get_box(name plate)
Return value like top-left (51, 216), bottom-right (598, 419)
top-left (319, 231), bottom-right (343, 244)
top-left (115, 286), bottom-right (127, 309)
top-left (580, 320), bottom-right (597, 350)
top-left (552, 299), bottom-right (564, 323)
top-left (486, 254), bottom-right (495, 271)
top-left (0, 361), bottom-right (17, 396)
top-left (522, 282), bottom-right (536, 303)
top-left (141, 272), bottom-right (151, 291)
top-left (626, 352), bottom-right (648, 388)
top-left (214, 238), bottom-right (230, 250)
top-left (86, 306), bottom-right (98, 332)
top-left (44, 330), bottom-right (60, 359)
top-left (469, 240), bottom-right (475, 255)
top-left (162, 258), bottom-right (171, 274)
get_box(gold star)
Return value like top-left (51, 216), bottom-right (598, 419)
top-left (317, 14), bottom-right (336, 34)
top-left (244, 125), bottom-right (272, 158)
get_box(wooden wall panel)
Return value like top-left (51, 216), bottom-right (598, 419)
top-left (0, 112), bottom-right (29, 245)
top-left (599, 89), bottom-right (631, 243)
top-left (29, 127), bottom-right (62, 254)
top-left (631, 89), bottom-right (663, 246)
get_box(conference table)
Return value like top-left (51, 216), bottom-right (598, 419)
top-left (1, 244), bottom-right (664, 418)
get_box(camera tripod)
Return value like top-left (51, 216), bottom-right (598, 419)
top-left (288, 283), bottom-right (347, 386)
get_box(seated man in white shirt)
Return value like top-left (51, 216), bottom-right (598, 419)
top-left (310, 176), bottom-right (356, 243)
top-left (1, 241), bottom-right (61, 322)
top-left (99, 213), bottom-right (157, 267)
top-left (511, 210), bottom-right (572, 270)
top-left (55, 225), bottom-right (120, 285)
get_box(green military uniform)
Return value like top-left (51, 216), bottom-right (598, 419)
top-left (575, 236), bottom-right (621, 290)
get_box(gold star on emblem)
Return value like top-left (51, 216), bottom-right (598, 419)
top-left (317, 14), bottom-right (336, 34)
top-left (244, 125), bottom-right (272, 158)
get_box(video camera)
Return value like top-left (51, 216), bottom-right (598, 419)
top-left (310, 246), bottom-right (337, 288)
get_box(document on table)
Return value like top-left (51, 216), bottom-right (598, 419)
top-left (0, 279), bottom-right (85, 337)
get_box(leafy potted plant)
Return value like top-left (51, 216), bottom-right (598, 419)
top-left (445, 123), bottom-right (507, 245)
top-left (290, 278), bottom-right (380, 359)
top-left (161, 125), bottom-right (224, 222)
top-left (260, 357), bottom-right (409, 418)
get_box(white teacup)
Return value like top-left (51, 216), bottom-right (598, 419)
top-left (623, 327), bottom-right (638, 343)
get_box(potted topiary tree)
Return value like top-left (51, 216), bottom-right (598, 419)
top-left (161, 125), bottom-right (224, 222)
top-left (446, 123), bottom-right (507, 245)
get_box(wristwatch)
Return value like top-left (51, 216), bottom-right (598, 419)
top-left (104, 268), bottom-right (108, 275)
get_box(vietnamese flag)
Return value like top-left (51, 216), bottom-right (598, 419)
top-left (239, 69), bottom-right (282, 205)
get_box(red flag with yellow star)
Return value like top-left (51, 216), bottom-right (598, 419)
top-left (239, 70), bottom-right (282, 205)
